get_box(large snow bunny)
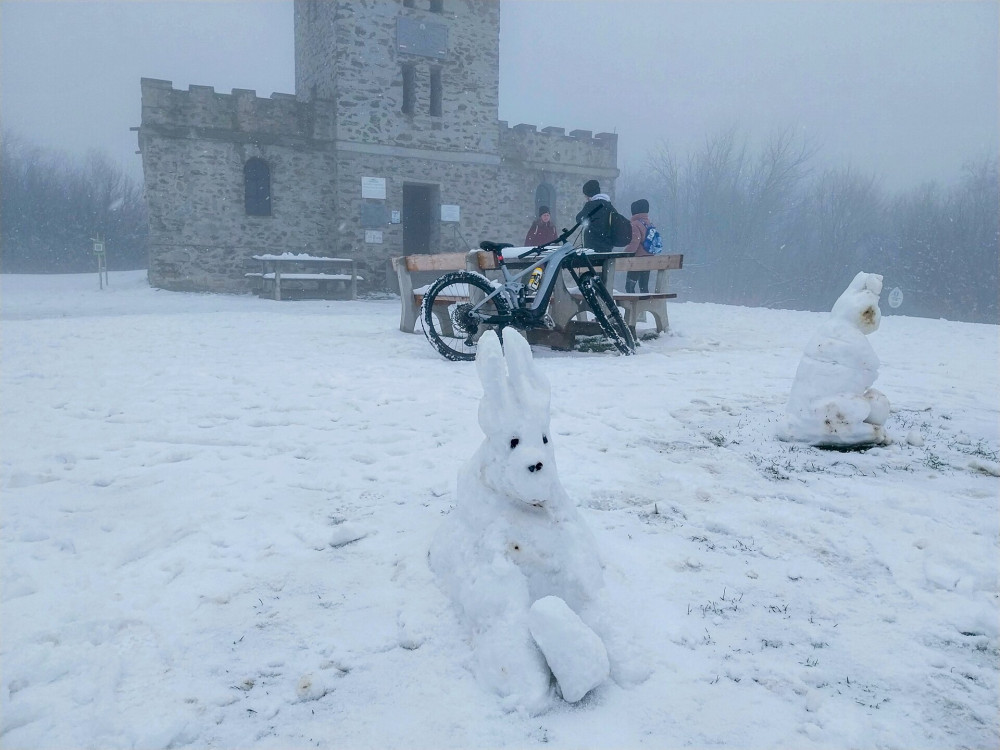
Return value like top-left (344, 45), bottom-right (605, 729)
top-left (779, 271), bottom-right (890, 448)
top-left (429, 329), bottom-right (612, 713)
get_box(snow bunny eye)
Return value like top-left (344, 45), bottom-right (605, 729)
top-left (543, 435), bottom-right (549, 444)
top-left (510, 438), bottom-right (519, 450)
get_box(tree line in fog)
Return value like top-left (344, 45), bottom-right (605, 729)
top-left (620, 128), bottom-right (999, 324)
top-left (0, 131), bottom-right (148, 274)
top-left (1, 128), bottom-right (996, 324)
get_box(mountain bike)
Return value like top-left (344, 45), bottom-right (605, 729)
top-left (420, 205), bottom-right (636, 361)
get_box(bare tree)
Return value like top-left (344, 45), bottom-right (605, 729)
top-left (1, 131), bottom-right (148, 273)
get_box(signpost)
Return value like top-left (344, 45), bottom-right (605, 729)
top-left (92, 234), bottom-right (108, 289)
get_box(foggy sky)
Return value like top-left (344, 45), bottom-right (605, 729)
top-left (2, 0), bottom-right (997, 192)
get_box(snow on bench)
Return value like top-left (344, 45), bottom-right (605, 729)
top-left (248, 254), bottom-right (362, 301)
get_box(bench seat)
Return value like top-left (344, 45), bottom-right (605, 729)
top-left (248, 255), bottom-right (361, 300)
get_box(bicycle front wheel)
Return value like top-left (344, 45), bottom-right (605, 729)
top-left (420, 271), bottom-right (511, 361)
top-left (577, 272), bottom-right (636, 355)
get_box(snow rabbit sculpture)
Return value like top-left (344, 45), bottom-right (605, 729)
top-left (429, 329), bottom-right (612, 713)
top-left (780, 271), bottom-right (890, 448)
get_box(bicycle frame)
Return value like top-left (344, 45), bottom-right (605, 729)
top-left (468, 202), bottom-right (606, 330)
top-left (468, 244), bottom-right (605, 330)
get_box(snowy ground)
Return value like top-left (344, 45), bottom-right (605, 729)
top-left (2, 270), bottom-right (997, 749)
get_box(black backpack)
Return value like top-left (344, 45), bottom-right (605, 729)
top-left (609, 208), bottom-right (633, 248)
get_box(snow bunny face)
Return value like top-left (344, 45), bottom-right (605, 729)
top-left (830, 272), bottom-right (884, 335)
top-left (475, 330), bottom-right (558, 507)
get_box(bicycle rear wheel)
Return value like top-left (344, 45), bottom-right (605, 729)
top-left (420, 271), bottom-right (511, 361)
top-left (576, 272), bottom-right (636, 355)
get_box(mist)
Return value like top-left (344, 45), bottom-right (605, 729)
top-left (2, 1), bottom-right (996, 190)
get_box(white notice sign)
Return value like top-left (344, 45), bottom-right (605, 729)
top-left (365, 230), bottom-right (383, 244)
top-left (440, 204), bottom-right (460, 222)
top-left (888, 287), bottom-right (903, 309)
top-left (361, 177), bottom-right (386, 200)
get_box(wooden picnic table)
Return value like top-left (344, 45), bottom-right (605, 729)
top-left (248, 254), bottom-right (361, 301)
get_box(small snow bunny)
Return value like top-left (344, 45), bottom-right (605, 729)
top-left (780, 271), bottom-right (890, 448)
top-left (429, 329), bottom-right (613, 714)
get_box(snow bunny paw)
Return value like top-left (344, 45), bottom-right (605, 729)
top-left (529, 596), bottom-right (609, 703)
top-left (429, 329), bottom-right (614, 712)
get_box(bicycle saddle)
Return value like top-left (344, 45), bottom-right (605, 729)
top-left (480, 241), bottom-right (513, 253)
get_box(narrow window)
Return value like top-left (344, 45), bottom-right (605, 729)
top-left (430, 68), bottom-right (442, 117)
top-left (429, 0), bottom-right (443, 12)
top-left (535, 182), bottom-right (556, 222)
top-left (402, 64), bottom-right (416, 115)
top-left (244, 158), bottom-right (271, 216)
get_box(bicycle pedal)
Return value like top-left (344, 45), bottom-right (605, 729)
top-left (543, 313), bottom-right (556, 330)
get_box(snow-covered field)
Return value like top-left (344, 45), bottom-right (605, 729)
top-left (2, 270), bottom-right (997, 749)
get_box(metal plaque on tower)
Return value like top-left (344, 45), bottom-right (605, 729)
top-left (396, 17), bottom-right (448, 59)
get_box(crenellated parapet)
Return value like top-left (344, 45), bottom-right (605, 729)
top-left (499, 121), bottom-right (618, 173)
top-left (139, 78), bottom-right (337, 143)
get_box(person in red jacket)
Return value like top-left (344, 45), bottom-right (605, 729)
top-left (524, 205), bottom-right (558, 247)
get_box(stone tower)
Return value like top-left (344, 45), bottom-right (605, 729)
top-left (138, 0), bottom-right (619, 293)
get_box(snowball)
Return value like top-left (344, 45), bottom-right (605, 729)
top-left (528, 596), bottom-right (609, 703)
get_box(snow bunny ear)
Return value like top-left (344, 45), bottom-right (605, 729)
top-left (501, 329), bottom-right (551, 416)
top-left (831, 271), bottom-right (883, 335)
top-left (475, 329), bottom-right (550, 439)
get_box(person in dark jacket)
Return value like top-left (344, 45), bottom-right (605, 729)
top-left (574, 179), bottom-right (615, 253)
top-left (524, 205), bottom-right (558, 247)
top-left (625, 198), bottom-right (653, 293)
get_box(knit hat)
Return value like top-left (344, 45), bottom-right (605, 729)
top-left (538, 205), bottom-right (550, 216)
top-left (582, 180), bottom-right (601, 197)
top-left (631, 199), bottom-right (649, 215)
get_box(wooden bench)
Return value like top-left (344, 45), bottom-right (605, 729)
top-left (248, 254), bottom-right (362, 301)
top-left (391, 252), bottom-right (472, 333)
top-left (567, 253), bottom-right (684, 335)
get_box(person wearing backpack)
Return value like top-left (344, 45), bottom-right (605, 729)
top-left (575, 179), bottom-right (628, 253)
top-left (624, 199), bottom-right (663, 293)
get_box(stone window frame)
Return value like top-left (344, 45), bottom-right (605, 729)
top-left (402, 0), bottom-right (444, 10)
top-left (244, 158), bottom-right (272, 217)
top-left (429, 67), bottom-right (443, 117)
top-left (401, 63), bottom-right (417, 115)
top-left (535, 182), bottom-right (556, 224)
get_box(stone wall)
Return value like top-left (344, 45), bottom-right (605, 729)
top-left (336, 150), bottom-right (502, 288)
top-left (498, 123), bottom-right (620, 244)
top-left (139, 78), bottom-right (340, 292)
top-left (296, 0), bottom-right (499, 154)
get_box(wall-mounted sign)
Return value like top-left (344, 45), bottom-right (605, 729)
top-left (365, 230), bottom-right (383, 244)
top-left (361, 177), bottom-right (386, 200)
top-left (396, 17), bottom-right (448, 59)
top-left (440, 204), bottom-right (460, 222)
top-left (361, 202), bottom-right (387, 229)
top-left (888, 287), bottom-right (903, 309)
top-left (391, 210), bottom-right (401, 224)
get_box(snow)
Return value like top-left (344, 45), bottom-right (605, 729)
top-left (528, 596), bottom-right (610, 704)
top-left (780, 272), bottom-right (891, 448)
top-left (252, 253), bottom-right (353, 262)
top-left (2, 270), bottom-right (998, 749)
top-left (428, 330), bottom-right (614, 713)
